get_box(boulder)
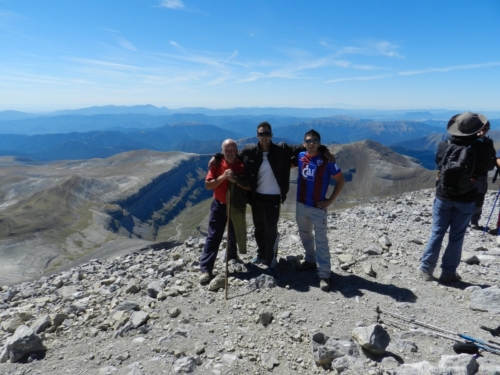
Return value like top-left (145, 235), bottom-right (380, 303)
top-left (247, 274), bottom-right (276, 289)
top-left (173, 356), bottom-right (195, 373)
top-left (31, 315), bottom-right (51, 334)
top-left (0, 325), bottom-right (47, 363)
top-left (147, 281), bottom-right (163, 298)
top-left (311, 332), bottom-right (357, 367)
top-left (130, 311), bottom-right (149, 328)
top-left (470, 287), bottom-right (500, 313)
top-left (352, 324), bottom-right (390, 355)
top-left (439, 354), bottom-right (478, 375)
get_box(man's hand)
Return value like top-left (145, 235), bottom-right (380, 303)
top-left (315, 199), bottom-right (333, 210)
top-left (224, 169), bottom-right (235, 182)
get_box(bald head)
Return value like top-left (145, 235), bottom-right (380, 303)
top-left (221, 139), bottom-right (238, 164)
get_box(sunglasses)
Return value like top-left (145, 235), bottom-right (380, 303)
top-left (304, 139), bottom-right (320, 144)
top-left (257, 131), bottom-right (272, 137)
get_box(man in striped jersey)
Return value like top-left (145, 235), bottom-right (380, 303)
top-left (292, 129), bottom-right (345, 292)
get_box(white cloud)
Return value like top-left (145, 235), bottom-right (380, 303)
top-left (117, 37), bottom-right (137, 51)
top-left (101, 27), bottom-right (120, 34)
top-left (159, 0), bottom-right (185, 9)
top-left (339, 40), bottom-right (403, 58)
top-left (399, 62), bottom-right (500, 76)
top-left (324, 74), bottom-right (392, 84)
top-left (67, 58), bottom-right (139, 71)
top-left (226, 50), bottom-right (238, 62)
top-left (374, 41), bottom-right (403, 58)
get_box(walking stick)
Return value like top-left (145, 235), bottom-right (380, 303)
top-left (376, 306), bottom-right (500, 355)
top-left (225, 183), bottom-right (232, 300)
top-left (483, 171), bottom-right (500, 235)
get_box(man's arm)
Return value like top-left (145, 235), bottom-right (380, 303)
top-left (205, 169), bottom-right (233, 190)
top-left (285, 142), bottom-right (335, 163)
top-left (316, 173), bottom-right (345, 209)
top-left (232, 174), bottom-right (251, 191)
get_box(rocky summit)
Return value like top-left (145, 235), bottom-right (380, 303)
top-left (1, 189), bottom-right (500, 374)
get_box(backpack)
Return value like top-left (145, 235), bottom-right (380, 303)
top-left (437, 138), bottom-right (483, 195)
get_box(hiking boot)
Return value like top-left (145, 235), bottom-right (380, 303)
top-left (297, 260), bottom-right (318, 271)
top-left (418, 268), bottom-right (434, 282)
top-left (199, 272), bottom-right (211, 285)
top-left (252, 256), bottom-right (266, 265)
top-left (320, 278), bottom-right (331, 292)
top-left (439, 272), bottom-right (462, 283)
top-left (470, 224), bottom-right (484, 231)
top-left (488, 227), bottom-right (499, 235)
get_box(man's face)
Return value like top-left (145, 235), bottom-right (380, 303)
top-left (222, 142), bottom-right (238, 164)
top-left (257, 126), bottom-right (272, 147)
top-left (304, 135), bottom-right (320, 155)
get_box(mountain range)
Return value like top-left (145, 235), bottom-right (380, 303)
top-left (4, 104), bottom-right (500, 120)
top-left (0, 116), bottom-right (450, 163)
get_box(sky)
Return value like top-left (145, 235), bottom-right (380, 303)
top-left (1, 0), bottom-right (500, 112)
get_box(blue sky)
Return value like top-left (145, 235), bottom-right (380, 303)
top-left (1, 0), bottom-right (500, 112)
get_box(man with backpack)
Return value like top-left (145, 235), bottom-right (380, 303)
top-left (419, 112), bottom-right (496, 283)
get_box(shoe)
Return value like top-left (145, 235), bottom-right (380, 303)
top-left (470, 224), bottom-right (484, 231)
top-left (226, 257), bottom-right (244, 264)
top-left (320, 278), bottom-right (330, 292)
top-left (488, 227), bottom-right (499, 235)
top-left (199, 272), bottom-right (211, 285)
top-left (252, 256), bottom-right (266, 265)
top-left (418, 268), bottom-right (434, 282)
top-left (297, 260), bottom-right (318, 271)
top-left (439, 272), bottom-right (462, 283)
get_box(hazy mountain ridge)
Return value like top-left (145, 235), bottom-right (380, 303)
top-left (6, 104), bottom-right (500, 119)
top-left (274, 118), bottom-right (443, 145)
top-left (0, 125), bottom-right (243, 161)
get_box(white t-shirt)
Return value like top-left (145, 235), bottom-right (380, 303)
top-left (256, 152), bottom-right (281, 195)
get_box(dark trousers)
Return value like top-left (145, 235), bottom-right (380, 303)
top-left (200, 200), bottom-right (238, 274)
top-left (251, 193), bottom-right (280, 266)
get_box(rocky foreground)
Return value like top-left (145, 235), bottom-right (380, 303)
top-left (1, 189), bottom-right (500, 374)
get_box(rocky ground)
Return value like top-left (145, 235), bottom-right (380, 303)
top-left (1, 188), bottom-right (500, 375)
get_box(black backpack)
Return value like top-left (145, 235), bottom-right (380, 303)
top-left (437, 138), bottom-right (483, 195)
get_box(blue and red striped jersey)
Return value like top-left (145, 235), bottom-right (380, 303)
top-left (294, 152), bottom-right (342, 207)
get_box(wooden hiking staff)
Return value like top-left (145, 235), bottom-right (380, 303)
top-left (225, 183), bottom-right (232, 300)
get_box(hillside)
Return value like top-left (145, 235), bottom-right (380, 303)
top-left (283, 140), bottom-right (435, 215)
top-left (0, 151), bottom-right (212, 285)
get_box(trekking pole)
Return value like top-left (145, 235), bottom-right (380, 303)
top-left (376, 306), bottom-right (500, 354)
top-left (224, 184), bottom-right (232, 300)
top-left (483, 170), bottom-right (500, 235)
top-left (379, 315), bottom-right (498, 355)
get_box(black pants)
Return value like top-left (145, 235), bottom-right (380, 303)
top-left (251, 193), bottom-right (280, 266)
top-left (200, 200), bottom-right (238, 274)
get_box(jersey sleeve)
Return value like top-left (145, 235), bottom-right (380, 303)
top-left (328, 161), bottom-right (342, 176)
top-left (206, 165), bottom-right (218, 181)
